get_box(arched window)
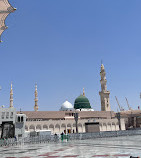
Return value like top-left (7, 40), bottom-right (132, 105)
top-left (43, 125), bottom-right (48, 130)
top-left (36, 125), bottom-right (41, 130)
top-left (18, 116), bottom-right (20, 122)
top-left (67, 124), bottom-right (71, 128)
top-left (21, 116), bottom-right (23, 122)
top-left (29, 125), bottom-right (35, 131)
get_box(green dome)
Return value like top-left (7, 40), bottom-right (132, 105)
top-left (74, 95), bottom-right (91, 109)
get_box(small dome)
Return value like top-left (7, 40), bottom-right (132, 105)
top-left (60, 100), bottom-right (73, 111)
top-left (74, 94), bottom-right (91, 109)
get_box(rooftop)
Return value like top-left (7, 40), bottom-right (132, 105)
top-left (20, 111), bottom-right (115, 120)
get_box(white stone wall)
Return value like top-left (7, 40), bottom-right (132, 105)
top-left (25, 119), bottom-right (85, 134)
top-left (25, 118), bottom-right (125, 134)
top-left (0, 107), bottom-right (16, 124)
top-left (120, 119), bottom-right (126, 130)
top-left (15, 114), bottom-right (26, 138)
top-left (98, 119), bottom-right (124, 131)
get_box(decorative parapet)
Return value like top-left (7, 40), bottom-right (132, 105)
top-left (0, 0), bottom-right (16, 42)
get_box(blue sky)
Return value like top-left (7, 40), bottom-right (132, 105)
top-left (0, 0), bottom-right (141, 111)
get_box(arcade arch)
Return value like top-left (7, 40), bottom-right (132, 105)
top-left (43, 125), bottom-right (48, 130)
top-left (25, 125), bottom-right (28, 131)
top-left (61, 124), bottom-right (66, 134)
top-left (36, 124), bottom-right (42, 130)
top-left (29, 125), bottom-right (35, 131)
top-left (49, 124), bottom-right (54, 133)
top-left (78, 123), bottom-right (83, 133)
top-left (55, 124), bottom-right (60, 134)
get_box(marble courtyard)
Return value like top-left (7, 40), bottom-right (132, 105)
top-left (0, 135), bottom-right (140, 158)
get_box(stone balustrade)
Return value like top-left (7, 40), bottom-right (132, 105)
top-left (68, 129), bottom-right (141, 140)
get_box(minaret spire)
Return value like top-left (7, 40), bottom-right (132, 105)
top-left (99, 64), bottom-right (111, 111)
top-left (34, 83), bottom-right (39, 111)
top-left (83, 88), bottom-right (85, 96)
top-left (10, 82), bottom-right (13, 108)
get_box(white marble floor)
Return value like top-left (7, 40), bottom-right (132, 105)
top-left (0, 135), bottom-right (141, 158)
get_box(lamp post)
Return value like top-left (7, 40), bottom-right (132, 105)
top-left (116, 112), bottom-right (121, 130)
top-left (74, 112), bottom-right (79, 133)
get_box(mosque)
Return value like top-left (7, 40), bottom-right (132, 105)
top-left (60, 88), bottom-right (94, 112)
top-left (9, 64), bottom-right (126, 134)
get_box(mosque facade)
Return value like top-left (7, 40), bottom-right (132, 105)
top-left (10, 64), bottom-right (126, 134)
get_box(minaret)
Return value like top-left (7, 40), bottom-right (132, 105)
top-left (34, 83), bottom-right (39, 111)
top-left (10, 82), bottom-right (13, 108)
top-left (83, 88), bottom-right (85, 96)
top-left (99, 64), bottom-right (111, 111)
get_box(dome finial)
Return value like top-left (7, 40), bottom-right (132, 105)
top-left (11, 81), bottom-right (12, 90)
top-left (101, 63), bottom-right (104, 71)
top-left (83, 88), bottom-right (85, 96)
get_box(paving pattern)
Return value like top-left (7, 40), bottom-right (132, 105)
top-left (1, 135), bottom-right (141, 158)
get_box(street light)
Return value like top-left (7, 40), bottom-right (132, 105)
top-left (74, 112), bottom-right (79, 133)
top-left (116, 112), bottom-right (121, 130)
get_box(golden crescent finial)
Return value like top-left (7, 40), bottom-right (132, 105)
top-left (83, 88), bottom-right (85, 96)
